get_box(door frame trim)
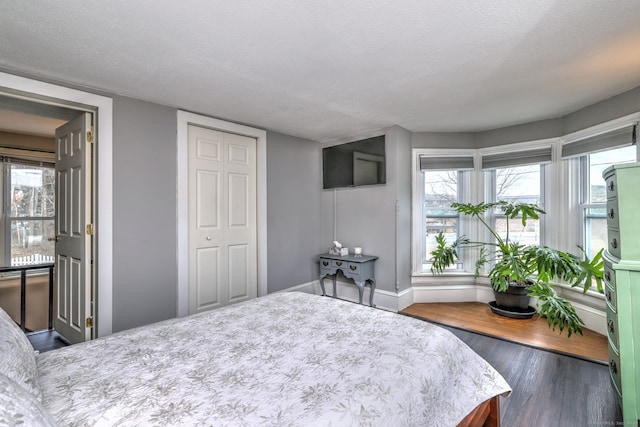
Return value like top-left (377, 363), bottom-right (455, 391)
top-left (176, 110), bottom-right (267, 317)
top-left (0, 71), bottom-right (113, 337)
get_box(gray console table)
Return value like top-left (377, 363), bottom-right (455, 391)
top-left (318, 253), bottom-right (378, 307)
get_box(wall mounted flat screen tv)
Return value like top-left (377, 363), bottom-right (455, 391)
top-left (322, 135), bottom-right (386, 189)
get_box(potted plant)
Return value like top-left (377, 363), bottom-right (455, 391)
top-left (430, 201), bottom-right (604, 337)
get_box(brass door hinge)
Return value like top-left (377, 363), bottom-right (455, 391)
top-left (85, 317), bottom-right (93, 328)
top-left (86, 224), bottom-right (94, 235)
top-left (87, 130), bottom-right (94, 143)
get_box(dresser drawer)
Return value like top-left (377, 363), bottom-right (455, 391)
top-left (606, 200), bottom-right (619, 230)
top-left (605, 173), bottom-right (618, 199)
top-left (609, 345), bottom-right (622, 403)
top-left (606, 307), bottom-right (619, 353)
top-left (605, 281), bottom-right (617, 313)
top-left (607, 229), bottom-right (621, 259)
top-left (604, 262), bottom-right (616, 290)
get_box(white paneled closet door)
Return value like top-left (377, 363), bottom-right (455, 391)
top-left (188, 125), bottom-right (257, 314)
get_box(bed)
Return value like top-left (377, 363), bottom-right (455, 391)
top-left (0, 291), bottom-right (510, 426)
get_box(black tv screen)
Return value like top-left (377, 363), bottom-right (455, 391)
top-left (322, 135), bottom-right (386, 189)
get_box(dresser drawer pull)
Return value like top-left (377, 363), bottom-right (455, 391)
top-left (349, 265), bottom-right (357, 271)
top-left (606, 291), bottom-right (612, 302)
top-left (322, 261), bottom-right (329, 267)
top-left (608, 320), bottom-right (615, 334)
top-left (608, 208), bottom-right (615, 219)
top-left (610, 360), bottom-right (617, 374)
top-left (605, 271), bottom-right (611, 282)
top-left (611, 238), bottom-right (618, 249)
top-left (336, 261), bottom-right (343, 266)
top-left (608, 181), bottom-right (615, 192)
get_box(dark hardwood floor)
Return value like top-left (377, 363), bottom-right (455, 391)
top-left (27, 329), bottom-right (69, 352)
top-left (443, 325), bottom-right (621, 426)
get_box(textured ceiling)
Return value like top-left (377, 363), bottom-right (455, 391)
top-left (1, 0), bottom-right (640, 141)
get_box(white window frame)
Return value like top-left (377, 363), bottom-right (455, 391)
top-left (411, 149), bottom-right (478, 275)
top-left (480, 140), bottom-right (554, 250)
top-left (561, 113), bottom-right (640, 257)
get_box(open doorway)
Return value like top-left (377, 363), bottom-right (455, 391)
top-left (0, 94), bottom-right (92, 347)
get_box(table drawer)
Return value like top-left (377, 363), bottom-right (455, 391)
top-left (331, 259), bottom-right (348, 269)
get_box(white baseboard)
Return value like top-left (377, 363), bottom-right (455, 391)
top-left (281, 280), bottom-right (400, 312)
top-left (280, 279), bottom-right (606, 334)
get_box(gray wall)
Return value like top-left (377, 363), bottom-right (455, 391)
top-left (266, 131), bottom-right (323, 292)
top-left (564, 86), bottom-right (640, 134)
top-left (112, 96), bottom-right (178, 332)
top-left (474, 118), bottom-right (563, 148)
top-left (29, 74), bottom-right (639, 333)
top-left (105, 84), bottom-right (638, 327)
top-left (389, 126), bottom-right (413, 293)
top-left (320, 126), bottom-right (412, 294)
top-left (411, 132), bottom-right (475, 149)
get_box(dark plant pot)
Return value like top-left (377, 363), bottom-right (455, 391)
top-left (494, 285), bottom-right (530, 310)
top-left (488, 283), bottom-right (537, 319)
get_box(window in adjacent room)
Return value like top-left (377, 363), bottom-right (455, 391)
top-left (1, 159), bottom-right (56, 267)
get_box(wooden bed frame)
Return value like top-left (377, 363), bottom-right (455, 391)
top-left (458, 396), bottom-right (500, 427)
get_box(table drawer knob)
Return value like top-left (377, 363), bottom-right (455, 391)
top-left (611, 238), bottom-right (618, 249)
top-left (606, 291), bottom-right (612, 302)
top-left (608, 181), bottom-right (615, 192)
top-left (605, 271), bottom-right (611, 282)
top-left (350, 265), bottom-right (357, 271)
top-left (336, 261), bottom-right (342, 266)
top-left (608, 208), bottom-right (615, 219)
top-left (322, 261), bottom-right (329, 266)
top-left (610, 360), bottom-right (617, 374)
top-left (608, 320), bottom-right (615, 334)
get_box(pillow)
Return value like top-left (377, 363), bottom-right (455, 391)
top-left (0, 373), bottom-right (57, 426)
top-left (0, 307), bottom-right (42, 400)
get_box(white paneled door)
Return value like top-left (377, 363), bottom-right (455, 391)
top-left (188, 125), bottom-right (257, 314)
top-left (54, 113), bottom-right (93, 344)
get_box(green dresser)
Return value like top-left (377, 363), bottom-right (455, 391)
top-left (603, 162), bottom-right (640, 424)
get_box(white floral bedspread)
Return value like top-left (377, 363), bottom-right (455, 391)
top-left (37, 292), bottom-right (510, 426)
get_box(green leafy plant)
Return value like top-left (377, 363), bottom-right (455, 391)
top-left (430, 201), bottom-right (604, 337)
